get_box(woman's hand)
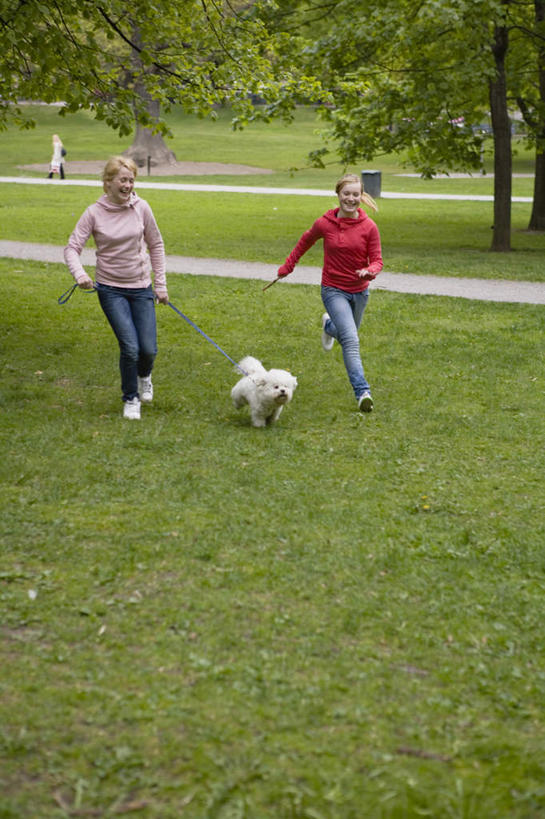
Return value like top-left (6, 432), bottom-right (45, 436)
top-left (155, 291), bottom-right (169, 305)
top-left (78, 275), bottom-right (95, 290)
top-left (357, 269), bottom-right (376, 282)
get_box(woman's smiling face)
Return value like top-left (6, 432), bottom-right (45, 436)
top-left (106, 168), bottom-right (135, 204)
top-left (337, 181), bottom-right (362, 217)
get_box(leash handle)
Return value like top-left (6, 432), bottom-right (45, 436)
top-left (57, 283), bottom-right (78, 304)
top-left (57, 282), bottom-right (96, 305)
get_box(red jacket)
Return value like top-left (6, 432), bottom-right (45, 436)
top-left (280, 207), bottom-right (383, 292)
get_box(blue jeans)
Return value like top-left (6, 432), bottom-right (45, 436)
top-left (96, 284), bottom-right (157, 401)
top-left (321, 285), bottom-right (370, 400)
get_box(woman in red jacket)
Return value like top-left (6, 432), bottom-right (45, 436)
top-left (278, 173), bottom-right (383, 412)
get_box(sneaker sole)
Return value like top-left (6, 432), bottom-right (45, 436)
top-left (321, 335), bottom-right (334, 352)
top-left (321, 314), bottom-right (334, 351)
top-left (358, 396), bottom-right (373, 413)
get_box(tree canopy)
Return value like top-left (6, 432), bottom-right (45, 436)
top-left (262, 0), bottom-right (545, 246)
top-left (0, 0), bottom-right (323, 135)
top-left (2, 0), bottom-right (544, 244)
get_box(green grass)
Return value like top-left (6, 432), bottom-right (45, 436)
top-left (1, 103), bottom-right (537, 196)
top-left (1, 103), bottom-right (545, 817)
top-left (2, 260), bottom-right (545, 817)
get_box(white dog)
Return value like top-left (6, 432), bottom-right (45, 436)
top-left (231, 356), bottom-right (298, 427)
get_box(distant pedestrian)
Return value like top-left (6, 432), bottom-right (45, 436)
top-left (277, 173), bottom-right (383, 412)
top-left (47, 134), bottom-right (65, 179)
top-left (64, 156), bottom-right (169, 420)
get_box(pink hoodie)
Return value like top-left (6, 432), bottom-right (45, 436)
top-left (64, 193), bottom-right (167, 295)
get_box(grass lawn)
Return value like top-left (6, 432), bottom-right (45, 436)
top-left (0, 105), bottom-right (537, 196)
top-left (1, 259), bottom-right (545, 817)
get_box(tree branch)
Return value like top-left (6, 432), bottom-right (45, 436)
top-left (199, 0), bottom-right (242, 64)
top-left (96, 5), bottom-right (197, 85)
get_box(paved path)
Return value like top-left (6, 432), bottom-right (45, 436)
top-left (0, 175), bottom-right (533, 203)
top-left (2, 240), bottom-right (545, 305)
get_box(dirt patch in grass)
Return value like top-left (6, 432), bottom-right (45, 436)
top-left (19, 160), bottom-right (274, 177)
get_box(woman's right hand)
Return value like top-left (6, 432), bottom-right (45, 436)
top-left (277, 264), bottom-right (291, 278)
top-left (357, 269), bottom-right (376, 282)
top-left (78, 275), bottom-right (95, 290)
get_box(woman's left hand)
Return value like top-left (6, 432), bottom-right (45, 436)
top-left (357, 269), bottom-right (375, 281)
top-left (155, 292), bottom-right (169, 304)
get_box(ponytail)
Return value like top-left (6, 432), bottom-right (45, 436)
top-left (360, 191), bottom-right (378, 212)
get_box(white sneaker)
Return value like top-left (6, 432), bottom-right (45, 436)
top-left (321, 313), bottom-right (335, 351)
top-left (123, 397), bottom-right (141, 420)
top-left (358, 392), bottom-right (374, 413)
top-left (137, 375), bottom-right (153, 403)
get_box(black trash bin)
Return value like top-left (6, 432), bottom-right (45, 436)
top-left (361, 170), bottom-right (381, 198)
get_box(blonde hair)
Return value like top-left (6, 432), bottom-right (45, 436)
top-left (335, 172), bottom-right (378, 212)
top-left (102, 156), bottom-right (138, 191)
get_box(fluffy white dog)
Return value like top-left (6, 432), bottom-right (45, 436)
top-left (231, 356), bottom-right (298, 427)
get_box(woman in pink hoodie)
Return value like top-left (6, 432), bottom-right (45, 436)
top-left (277, 173), bottom-right (383, 413)
top-left (64, 156), bottom-right (169, 420)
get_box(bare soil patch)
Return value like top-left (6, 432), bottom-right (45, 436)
top-left (20, 160), bottom-right (273, 177)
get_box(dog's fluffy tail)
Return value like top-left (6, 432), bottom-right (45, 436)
top-left (235, 356), bottom-right (265, 376)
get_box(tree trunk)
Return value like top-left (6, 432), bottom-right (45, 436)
top-left (123, 94), bottom-right (177, 169)
top-left (529, 152), bottom-right (545, 230)
top-left (123, 26), bottom-right (177, 169)
top-left (489, 15), bottom-right (511, 252)
top-left (528, 0), bottom-right (545, 230)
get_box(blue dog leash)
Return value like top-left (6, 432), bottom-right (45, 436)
top-left (57, 284), bottom-right (246, 375)
top-left (57, 282), bottom-right (97, 304)
top-left (167, 301), bottom-right (247, 374)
